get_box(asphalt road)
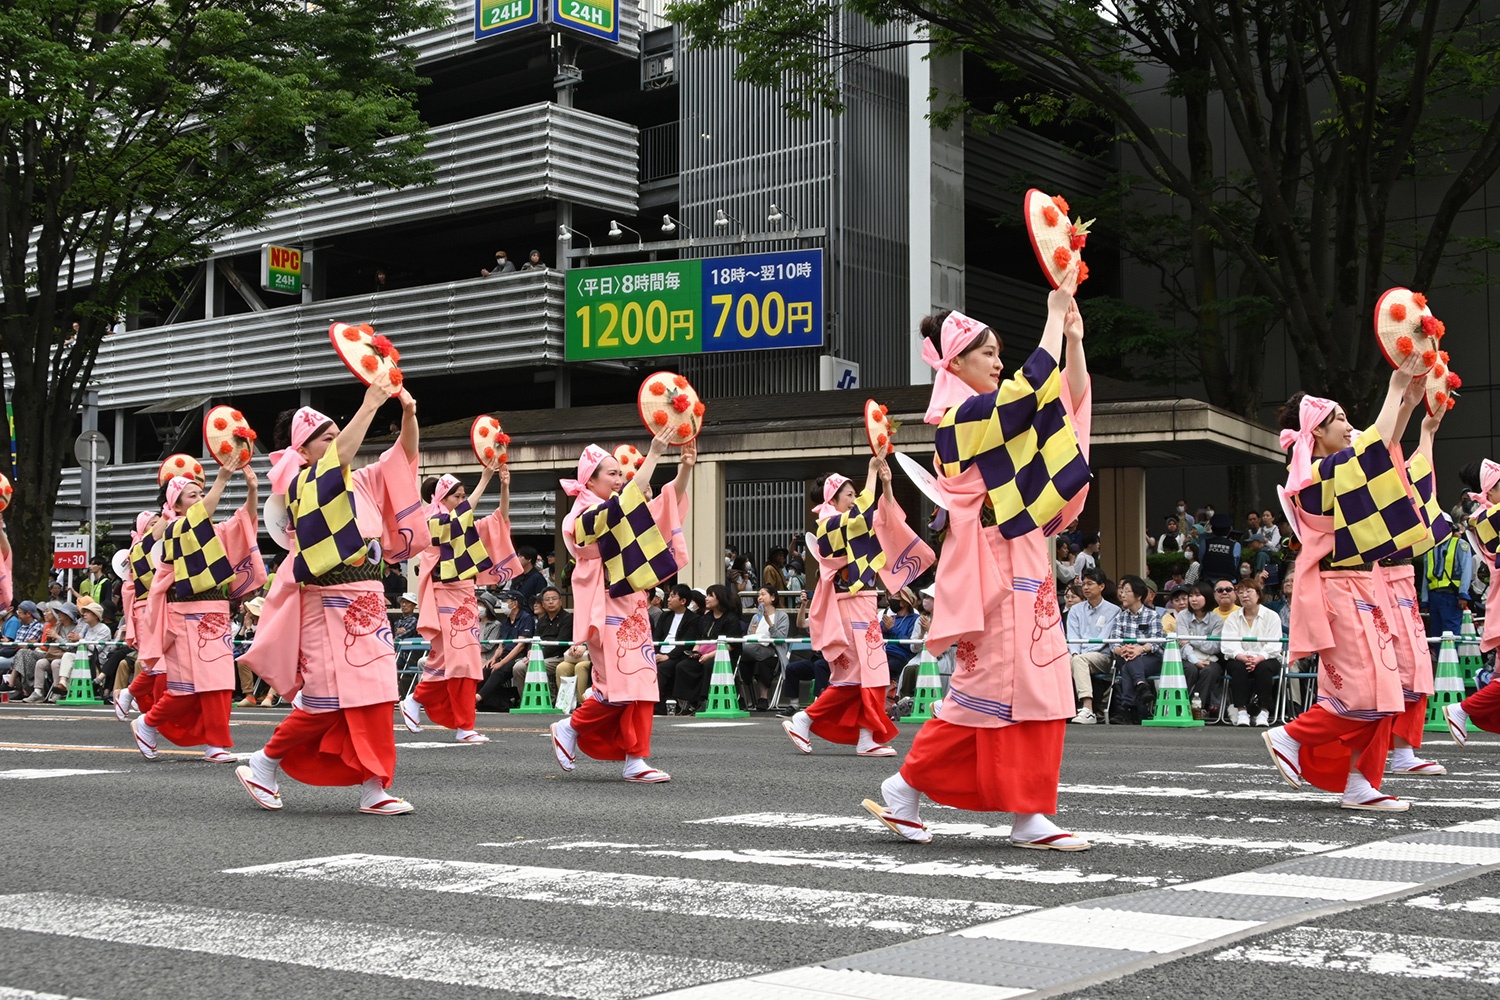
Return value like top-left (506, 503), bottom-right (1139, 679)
top-left (1, 703), bottom-right (1497, 999)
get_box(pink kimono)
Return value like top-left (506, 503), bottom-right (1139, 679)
top-left (902, 346), bottom-right (1091, 814)
top-left (413, 501), bottom-right (516, 730)
top-left (244, 443), bottom-right (428, 789)
top-left (1458, 496), bottom-right (1500, 733)
top-left (564, 479), bottom-right (687, 761)
top-left (1377, 449), bottom-right (1445, 748)
top-left (139, 504), bottom-right (265, 749)
top-left (1283, 425), bottom-right (1418, 792)
top-left (806, 492), bottom-right (934, 746)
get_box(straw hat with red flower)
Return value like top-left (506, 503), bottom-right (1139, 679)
top-left (470, 415), bottom-right (511, 472)
top-left (1024, 188), bottom-right (1093, 289)
top-left (202, 405), bottom-right (259, 471)
top-left (637, 372), bottom-right (705, 444)
top-left (329, 321), bottom-right (404, 395)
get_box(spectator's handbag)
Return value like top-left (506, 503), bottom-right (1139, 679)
top-left (1374, 286), bottom-right (1444, 378)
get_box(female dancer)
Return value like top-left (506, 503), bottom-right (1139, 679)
top-left (403, 464), bottom-right (515, 742)
top-left (1443, 459), bottom-right (1500, 744)
top-left (865, 264), bottom-right (1092, 848)
top-left (548, 427), bottom-right (693, 783)
top-left (783, 454), bottom-right (929, 757)
top-left (132, 464), bottom-right (265, 762)
top-left (235, 379), bottom-right (427, 815)
top-left (1263, 371), bottom-right (1427, 810)
top-left (1377, 402), bottom-right (1449, 775)
top-left (114, 511), bottom-right (163, 721)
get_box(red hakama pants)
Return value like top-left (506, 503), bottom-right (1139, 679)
top-left (263, 704), bottom-right (397, 788)
top-left (1391, 696), bottom-right (1427, 750)
top-left (1285, 704), bottom-right (1394, 793)
top-left (901, 717), bottom-right (1066, 814)
top-left (143, 689), bottom-right (232, 749)
top-left (806, 685), bottom-right (897, 746)
top-left (128, 671), bottom-right (168, 716)
top-left (571, 698), bottom-right (653, 761)
top-left (413, 677), bottom-right (478, 731)
top-left (1461, 678), bottom-right (1500, 732)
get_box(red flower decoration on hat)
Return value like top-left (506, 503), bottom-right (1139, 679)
top-left (218, 442), bottom-right (232, 455)
top-left (357, 323), bottom-right (375, 337)
top-left (1396, 335), bottom-right (1414, 355)
top-left (1411, 292), bottom-right (1428, 309)
top-left (1077, 259), bottom-right (1091, 283)
top-left (1436, 391), bottom-right (1449, 407)
top-left (1422, 349), bottom-right (1438, 366)
top-left (650, 382), bottom-right (667, 396)
top-left (1052, 246), bottom-right (1072, 269)
top-left (231, 410), bottom-right (243, 421)
top-left (497, 433), bottom-right (511, 446)
top-left (360, 355), bottom-right (378, 372)
top-left (341, 327), bottom-right (361, 341)
top-left (388, 368), bottom-right (404, 388)
top-left (692, 401), bottom-right (706, 417)
top-left (1069, 226), bottom-right (1087, 251)
top-left (1439, 350), bottom-right (1450, 364)
top-left (483, 446), bottom-right (495, 460)
top-left (652, 411), bottom-right (669, 427)
top-left (671, 394), bottom-right (691, 413)
top-left (1432, 319), bottom-right (1446, 339)
top-left (1051, 194), bottom-right (1070, 214)
top-left (876, 433), bottom-right (888, 447)
top-left (1434, 364), bottom-right (1447, 379)
top-left (1390, 303), bottom-right (1407, 322)
top-left (1447, 372), bottom-right (1463, 389)
top-left (173, 458), bottom-right (187, 469)
top-left (1421, 315), bottom-right (1440, 337)
top-left (213, 417), bottom-right (228, 431)
top-left (1041, 205), bottom-right (1060, 227)
top-left (238, 449), bottom-right (251, 464)
top-left (499, 453), bottom-right (508, 463)
top-left (1446, 396), bottom-right (1456, 410)
top-left (673, 375), bottom-right (689, 388)
top-left (371, 335), bottom-right (394, 359)
top-left (677, 424), bottom-right (692, 438)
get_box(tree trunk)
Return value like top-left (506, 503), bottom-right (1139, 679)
top-left (6, 358), bottom-right (71, 599)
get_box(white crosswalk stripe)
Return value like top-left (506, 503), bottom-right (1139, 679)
top-left (1216, 927), bottom-right (1500, 983)
top-left (0, 769), bottom-right (121, 780)
top-left (224, 853), bottom-right (1031, 934)
top-left (0, 892), bottom-right (759, 999)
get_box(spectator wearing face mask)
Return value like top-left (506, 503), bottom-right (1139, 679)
top-left (475, 591), bottom-right (535, 711)
top-left (481, 250), bottom-right (515, 276)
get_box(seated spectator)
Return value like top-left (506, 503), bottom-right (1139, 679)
top-left (481, 250), bottom-right (515, 276)
top-left (1210, 578), bottom-right (1241, 620)
top-left (1107, 575), bottom-right (1166, 723)
top-left (1221, 578), bottom-right (1283, 726)
top-left (646, 587), bottom-right (664, 626)
top-left (1066, 570), bottom-right (1118, 724)
top-left (1054, 539), bottom-right (1077, 590)
top-left (677, 583), bottom-right (743, 713)
top-left (782, 588), bottom-right (829, 708)
top-left (24, 603), bottom-right (76, 702)
top-left (521, 249), bottom-right (547, 271)
top-left (653, 584), bottom-right (702, 714)
top-left (70, 598), bottom-right (113, 699)
top-left (476, 591), bottom-right (534, 711)
top-left (880, 588), bottom-right (922, 683)
top-left (0, 603), bottom-right (36, 693)
top-left (739, 586), bottom-right (789, 710)
top-left (530, 586), bottom-right (574, 695)
top-left (512, 547), bottom-right (546, 607)
top-left (1062, 580), bottom-right (1084, 613)
top-left (1176, 582), bottom-right (1225, 718)
top-left (1161, 585), bottom-right (1190, 632)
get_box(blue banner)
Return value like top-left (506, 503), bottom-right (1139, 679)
top-left (701, 249), bottom-right (824, 353)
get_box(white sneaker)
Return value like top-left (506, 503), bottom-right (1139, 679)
top-left (1071, 707), bottom-right (1097, 725)
top-left (22, 691), bottom-right (42, 703)
top-left (1253, 710), bottom-right (1270, 727)
top-left (400, 694), bottom-right (423, 733)
top-left (1235, 709), bottom-right (1251, 727)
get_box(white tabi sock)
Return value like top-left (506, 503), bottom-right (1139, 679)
top-left (1010, 813), bottom-right (1064, 841)
top-left (622, 755), bottom-right (651, 778)
top-left (790, 710), bottom-right (811, 740)
top-left (359, 776), bottom-right (394, 807)
top-left (878, 772), bottom-right (921, 821)
top-left (1389, 747), bottom-right (1419, 770)
top-left (855, 728), bottom-right (880, 752)
top-left (1342, 770), bottom-right (1378, 803)
top-left (248, 750), bottom-right (280, 789)
top-left (136, 718), bottom-right (159, 741)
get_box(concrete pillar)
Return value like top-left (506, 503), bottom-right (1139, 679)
top-left (908, 42), bottom-right (965, 384)
top-left (683, 458), bottom-right (724, 591)
top-left (1097, 466), bottom-right (1146, 583)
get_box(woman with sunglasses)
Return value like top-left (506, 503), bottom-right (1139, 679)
top-left (1264, 370), bottom-right (1426, 811)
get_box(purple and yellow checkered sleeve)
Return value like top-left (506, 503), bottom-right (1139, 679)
top-left (1316, 426), bottom-right (1427, 566)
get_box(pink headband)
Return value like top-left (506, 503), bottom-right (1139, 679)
top-left (162, 476), bottom-right (194, 520)
top-left (1468, 458), bottom-right (1500, 505)
top-left (427, 474), bottom-right (461, 516)
top-left (560, 444), bottom-right (610, 497)
top-left (1277, 395), bottom-right (1337, 492)
top-left (133, 511), bottom-right (154, 540)
top-left (811, 473), bottom-right (851, 519)
top-left (922, 311), bottom-right (995, 425)
top-left (268, 406), bottom-right (332, 495)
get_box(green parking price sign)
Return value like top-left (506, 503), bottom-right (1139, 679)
top-left (566, 261), bottom-right (700, 361)
top-left (475, 0), bottom-right (539, 40)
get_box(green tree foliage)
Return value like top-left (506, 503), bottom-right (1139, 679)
top-left (668, 1), bottom-right (1500, 423)
top-left (0, 0), bottom-right (446, 595)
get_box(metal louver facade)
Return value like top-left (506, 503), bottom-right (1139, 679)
top-left (676, 12), bottom-right (909, 399)
top-left (58, 460), bottom-right (558, 537)
top-left (91, 271), bottom-right (564, 409)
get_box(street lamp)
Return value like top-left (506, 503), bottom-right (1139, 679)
top-left (714, 208), bottom-right (745, 240)
top-left (557, 224), bottom-right (593, 251)
top-left (608, 219), bottom-right (644, 248)
top-left (767, 202), bottom-right (801, 235)
top-left (661, 214), bottom-right (694, 241)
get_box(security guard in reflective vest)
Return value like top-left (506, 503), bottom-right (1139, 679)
top-left (1421, 532), bottom-right (1473, 639)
